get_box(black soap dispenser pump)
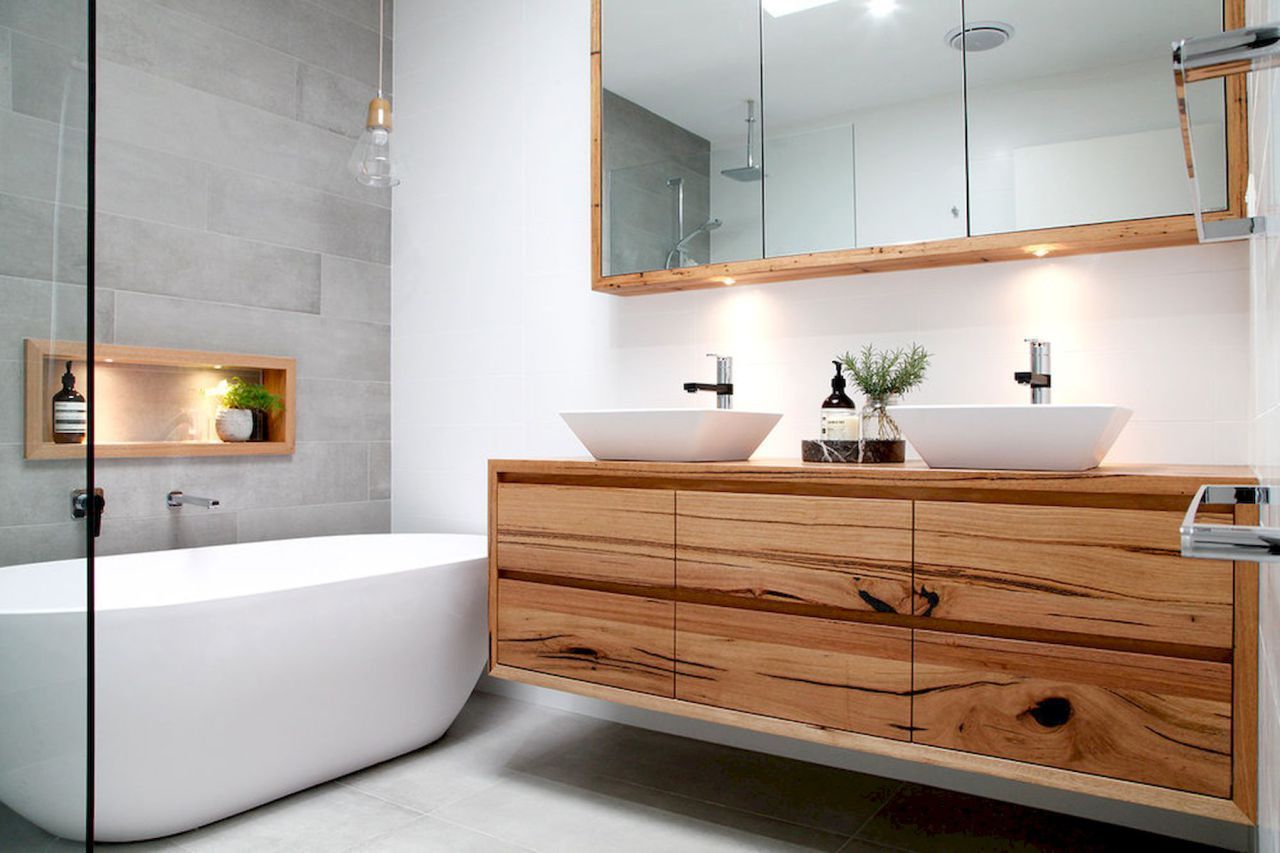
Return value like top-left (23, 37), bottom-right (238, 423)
top-left (820, 360), bottom-right (858, 442)
top-left (52, 360), bottom-right (86, 445)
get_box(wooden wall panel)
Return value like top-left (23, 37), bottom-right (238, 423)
top-left (676, 492), bottom-right (912, 613)
top-left (913, 631), bottom-right (1232, 797)
top-left (675, 603), bottom-right (912, 739)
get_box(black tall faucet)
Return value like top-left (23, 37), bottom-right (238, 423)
top-left (684, 353), bottom-right (733, 410)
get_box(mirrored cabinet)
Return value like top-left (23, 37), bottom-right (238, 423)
top-left (592, 0), bottom-right (1244, 295)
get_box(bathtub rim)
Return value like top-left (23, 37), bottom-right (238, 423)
top-left (0, 532), bottom-right (488, 616)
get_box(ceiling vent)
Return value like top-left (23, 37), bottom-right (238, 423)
top-left (946, 21), bottom-right (1014, 52)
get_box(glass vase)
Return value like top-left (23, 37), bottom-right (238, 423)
top-left (861, 394), bottom-right (906, 463)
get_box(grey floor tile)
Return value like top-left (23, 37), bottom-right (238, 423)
top-left (344, 815), bottom-right (534, 853)
top-left (528, 722), bottom-right (901, 836)
top-left (854, 784), bottom-right (1227, 853)
top-left (338, 692), bottom-right (615, 815)
top-left (432, 770), bottom-right (848, 853)
top-left (174, 783), bottom-right (421, 853)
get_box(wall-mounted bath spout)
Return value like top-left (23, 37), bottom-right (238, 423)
top-left (167, 491), bottom-right (220, 509)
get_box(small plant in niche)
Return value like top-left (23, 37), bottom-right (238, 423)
top-left (838, 343), bottom-right (930, 463)
top-left (215, 378), bottom-right (282, 443)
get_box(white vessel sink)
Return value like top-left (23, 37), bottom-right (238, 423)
top-left (888, 404), bottom-right (1132, 471)
top-left (561, 409), bottom-right (783, 462)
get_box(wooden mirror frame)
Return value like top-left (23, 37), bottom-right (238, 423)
top-left (590, 0), bottom-right (1247, 296)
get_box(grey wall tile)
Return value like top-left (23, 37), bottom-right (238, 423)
top-left (297, 62), bottom-right (371, 139)
top-left (2, 0), bottom-right (389, 560)
top-left (235, 498), bottom-right (389, 542)
top-left (94, 441), bottom-right (370, 518)
top-left (0, 361), bottom-right (20, 444)
top-left (208, 168), bottom-right (390, 263)
top-left (148, 0), bottom-right (385, 89)
top-left (369, 441), bottom-right (389, 499)
top-left (296, 379), bottom-right (390, 441)
top-left (1, 277), bottom-right (102, 352)
top-left (0, 1), bottom-right (88, 50)
top-left (0, 445), bottom-right (85, 526)
top-left (0, 110), bottom-right (88, 203)
top-left (321, 255), bottom-right (390, 323)
top-left (95, 139), bottom-right (206, 229)
top-left (95, 510), bottom-right (239, 557)
top-left (99, 0), bottom-right (299, 117)
top-left (0, 521), bottom-right (86, 568)
top-left (0, 194), bottom-right (51, 280)
top-left (0, 29), bottom-right (13, 111)
top-left (0, 197), bottom-right (87, 284)
top-left (97, 61), bottom-right (390, 208)
top-left (113, 291), bottom-right (390, 381)
top-left (10, 31), bottom-right (86, 128)
top-left (305, 0), bottom-right (387, 37)
top-left (97, 214), bottom-right (322, 313)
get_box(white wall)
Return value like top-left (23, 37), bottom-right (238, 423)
top-left (393, 2), bottom-right (1251, 845)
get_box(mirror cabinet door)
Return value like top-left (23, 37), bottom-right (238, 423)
top-left (761, 0), bottom-right (967, 254)
top-left (964, 0), bottom-right (1228, 235)
top-left (601, 0), bottom-right (764, 277)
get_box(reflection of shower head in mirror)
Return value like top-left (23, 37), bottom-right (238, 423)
top-left (720, 164), bottom-right (763, 182)
top-left (721, 99), bottom-right (763, 182)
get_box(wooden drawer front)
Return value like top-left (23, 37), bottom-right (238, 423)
top-left (914, 502), bottom-right (1234, 648)
top-left (496, 579), bottom-right (674, 696)
top-left (677, 492), bottom-right (913, 614)
top-left (496, 483), bottom-right (674, 586)
top-left (675, 603), bottom-right (912, 739)
top-left (913, 631), bottom-right (1232, 796)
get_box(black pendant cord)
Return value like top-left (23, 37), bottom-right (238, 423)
top-left (85, 0), bottom-right (97, 846)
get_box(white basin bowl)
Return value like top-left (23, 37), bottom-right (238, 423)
top-left (561, 409), bottom-right (783, 462)
top-left (888, 404), bottom-right (1132, 471)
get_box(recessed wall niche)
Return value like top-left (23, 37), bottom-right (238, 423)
top-left (24, 340), bottom-right (296, 460)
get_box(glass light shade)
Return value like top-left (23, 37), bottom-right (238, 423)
top-left (349, 125), bottom-right (400, 188)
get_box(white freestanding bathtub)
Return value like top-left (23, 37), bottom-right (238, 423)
top-left (0, 533), bottom-right (488, 842)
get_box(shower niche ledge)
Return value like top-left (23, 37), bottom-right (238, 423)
top-left (23, 339), bottom-right (296, 460)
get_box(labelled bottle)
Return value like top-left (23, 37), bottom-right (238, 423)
top-left (52, 360), bottom-right (86, 444)
top-left (819, 360), bottom-right (859, 442)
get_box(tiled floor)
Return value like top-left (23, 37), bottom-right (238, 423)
top-left (3, 692), bottom-right (1230, 852)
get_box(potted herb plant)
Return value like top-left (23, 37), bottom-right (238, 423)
top-left (839, 343), bottom-right (930, 463)
top-left (215, 377), bottom-right (283, 443)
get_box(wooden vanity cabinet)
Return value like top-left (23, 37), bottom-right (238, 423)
top-left (488, 460), bottom-right (1257, 825)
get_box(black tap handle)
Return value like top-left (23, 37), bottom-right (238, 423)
top-left (72, 488), bottom-right (106, 538)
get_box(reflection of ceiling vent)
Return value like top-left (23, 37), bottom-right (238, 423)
top-left (946, 21), bottom-right (1014, 52)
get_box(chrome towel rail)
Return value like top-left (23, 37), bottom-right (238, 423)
top-left (1180, 484), bottom-right (1280, 561)
top-left (1172, 24), bottom-right (1280, 241)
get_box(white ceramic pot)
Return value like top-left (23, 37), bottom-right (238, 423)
top-left (215, 408), bottom-right (253, 442)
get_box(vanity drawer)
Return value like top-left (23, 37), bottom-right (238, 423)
top-left (912, 631), bottom-right (1232, 796)
top-left (676, 492), bottom-right (913, 614)
top-left (675, 603), bottom-right (912, 739)
top-left (496, 483), bottom-right (674, 587)
top-left (913, 502), bottom-right (1234, 649)
top-left (496, 579), bottom-right (674, 697)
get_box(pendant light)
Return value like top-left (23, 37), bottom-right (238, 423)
top-left (349, 0), bottom-right (400, 187)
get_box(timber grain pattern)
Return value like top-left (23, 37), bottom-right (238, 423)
top-left (488, 458), bottom-right (1258, 823)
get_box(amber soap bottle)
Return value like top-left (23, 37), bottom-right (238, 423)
top-left (52, 360), bottom-right (87, 444)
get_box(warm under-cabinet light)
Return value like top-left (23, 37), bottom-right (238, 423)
top-left (763, 0), bottom-right (840, 18)
top-left (1027, 245), bottom-right (1054, 258)
top-left (718, 277), bottom-right (737, 286)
